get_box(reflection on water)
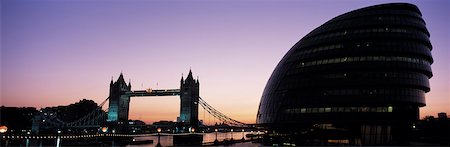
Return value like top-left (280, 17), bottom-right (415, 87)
top-left (0, 132), bottom-right (258, 147)
top-left (56, 137), bottom-right (60, 147)
top-left (129, 132), bottom-right (255, 147)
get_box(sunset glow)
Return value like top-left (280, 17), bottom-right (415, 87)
top-left (2, 0), bottom-right (449, 124)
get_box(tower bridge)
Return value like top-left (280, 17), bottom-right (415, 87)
top-left (107, 70), bottom-right (199, 131)
top-left (34, 70), bottom-right (248, 134)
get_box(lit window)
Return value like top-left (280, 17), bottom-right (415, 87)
top-left (388, 106), bottom-right (393, 112)
top-left (300, 108), bottom-right (306, 113)
top-left (344, 107), bottom-right (351, 112)
top-left (319, 108), bottom-right (325, 113)
top-left (332, 107), bottom-right (338, 112)
top-left (312, 108), bottom-right (319, 113)
top-left (306, 108), bottom-right (312, 113)
top-left (376, 107), bottom-right (383, 112)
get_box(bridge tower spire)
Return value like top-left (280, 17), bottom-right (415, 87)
top-left (179, 70), bottom-right (199, 129)
top-left (181, 73), bottom-right (184, 85)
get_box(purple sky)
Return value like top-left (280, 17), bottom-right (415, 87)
top-left (2, 0), bottom-right (449, 124)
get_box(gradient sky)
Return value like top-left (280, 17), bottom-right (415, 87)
top-left (2, 0), bottom-right (449, 124)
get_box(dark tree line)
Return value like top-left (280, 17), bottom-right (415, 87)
top-left (42, 99), bottom-right (99, 122)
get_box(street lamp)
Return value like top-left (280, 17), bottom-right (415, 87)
top-left (230, 129), bottom-right (233, 141)
top-left (156, 128), bottom-right (162, 147)
top-left (213, 128), bottom-right (219, 145)
top-left (0, 126), bottom-right (7, 133)
top-left (241, 129), bottom-right (245, 141)
top-left (191, 128), bottom-right (195, 133)
top-left (101, 127), bottom-right (108, 133)
top-left (0, 126), bottom-right (7, 146)
top-left (100, 127), bottom-right (108, 143)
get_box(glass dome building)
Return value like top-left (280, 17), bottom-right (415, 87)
top-left (256, 3), bottom-right (432, 145)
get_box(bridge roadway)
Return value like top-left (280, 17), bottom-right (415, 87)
top-left (127, 89), bottom-right (180, 97)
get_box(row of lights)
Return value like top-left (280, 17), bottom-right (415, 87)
top-left (0, 134), bottom-right (111, 139)
top-left (0, 133), bottom-right (173, 139)
top-left (1, 125), bottom-right (256, 139)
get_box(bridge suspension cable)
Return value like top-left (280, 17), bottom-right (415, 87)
top-left (40, 96), bottom-right (249, 128)
top-left (39, 97), bottom-right (110, 128)
top-left (198, 97), bottom-right (247, 127)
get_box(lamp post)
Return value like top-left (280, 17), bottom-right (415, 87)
top-left (101, 127), bottom-right (107, 138)
top-left (241, 129), bottom-right (245, 141)
top-left (0, 126), bottom-right (7, 146)
top-left (101, 127), bottom-right (108, 134)
top-left (57, 130), bottom-right (62, 147)
top-left (214, 128), bottom-right (219, 145)
top-left (0, 126), bottom-right (7, 134)
top-left (156, 128), bottom-right (162, 147)
top-left (230, 129), bottom-right (233, 141)
top-left (100, 127), bottom-right (108, 145)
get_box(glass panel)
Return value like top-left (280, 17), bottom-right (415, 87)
top-left (312, 108), bottom-right (319, 113)
top-left (300, 108), bottom-right (306, 113)
top-left (319, 108), bottom-right (325, 113)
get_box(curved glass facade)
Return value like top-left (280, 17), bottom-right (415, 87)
top-left (256, 3), bottom-right (432, 145)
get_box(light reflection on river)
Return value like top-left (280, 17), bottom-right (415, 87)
top-left (0, 132), bottom-right (259, 147)
top-left (128, 132), bottom-right (256, 147)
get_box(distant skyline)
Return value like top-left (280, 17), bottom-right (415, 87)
top-left (2, 0), bottom-right (449, 124)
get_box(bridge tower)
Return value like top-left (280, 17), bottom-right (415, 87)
top-left (107, 73), bottom-right (132, 125)
top-left (179, 70), bottom-right (199, 128)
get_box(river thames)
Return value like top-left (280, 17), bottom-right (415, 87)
top-left (1, 132), bottom-right (260, 146)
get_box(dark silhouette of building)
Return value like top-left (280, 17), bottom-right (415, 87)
top-left (256, 3), bottom-right (432, 145)
top-left (411, 113), bottom-right (450, 146)
top-left (438, 112), bottom-right (448, 120)
top-left (128, 119), bottom-right (148, 134)
top-left (178, 70), bottom-right (200, 128)
top-left (153, 120), bottom-right (177, 133)
top-left (0, 106), bottom-right (37, 133)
